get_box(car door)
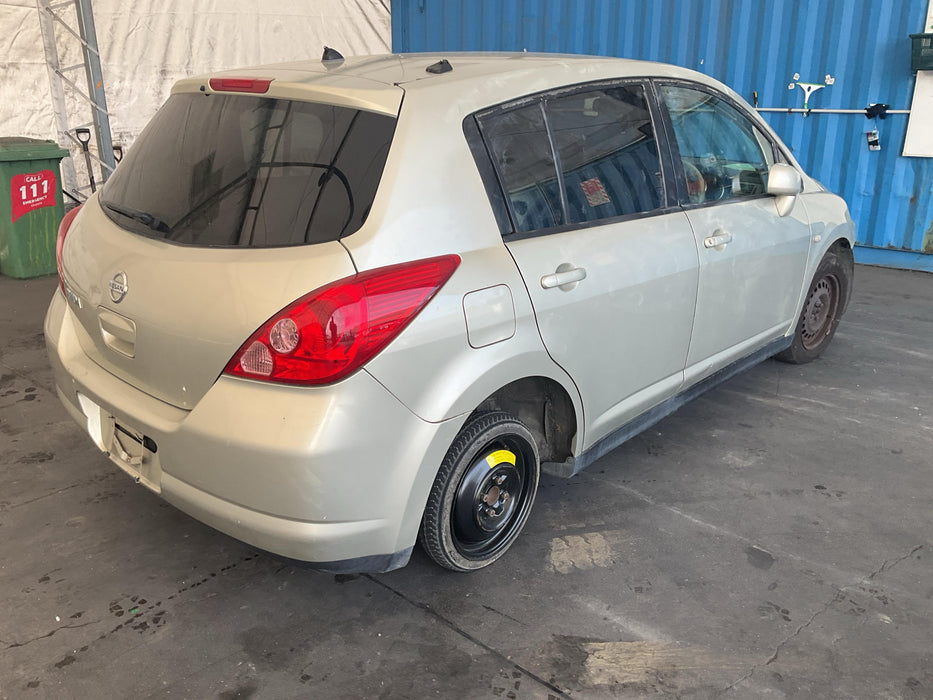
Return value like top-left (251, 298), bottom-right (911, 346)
top-left (475, 82), bottom-right (699, 450)
top-left (657, 83), bottom-right (812, 382)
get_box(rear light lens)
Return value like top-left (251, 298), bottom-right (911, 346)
top-left (56, 204), bottom-right (82, 293)
top-left (269, 318), bottom-right (299, 353)
top-left (224, 255), bottom-right (461, 386)
top-left (208, 77), bottom-right (273, 93)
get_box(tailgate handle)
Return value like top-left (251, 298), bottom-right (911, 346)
top-left (541, 265), bottom-right (587, 290)
top-left (98, 308), bottom-right (137, 358)
top-left (703, 230), bottom-right (733, 250)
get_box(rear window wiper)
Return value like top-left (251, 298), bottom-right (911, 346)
top-left (102, 201), bottom-right (171, 233)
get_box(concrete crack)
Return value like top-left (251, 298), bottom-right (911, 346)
top-left (762, 591), bottom-right (845, 667)
top-left (6, 482), bottom-right (94, 511)
top-left (865, 544), bottom-right (923, 582)
top-left (481, 603), bottom-right (525, 625)
top-left (364, 574), bottom-right (571, 699)
top-left (3, 620), bottom-right (98, 651)
top-left (5, 471), bottom-right (118, 511)
top-left (719, 544), bottom-right (924, 695)
top-left (719, 591), bottom-right (842, 695)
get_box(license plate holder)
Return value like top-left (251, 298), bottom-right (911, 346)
top-left (76, 392), bottom-right (161, 493)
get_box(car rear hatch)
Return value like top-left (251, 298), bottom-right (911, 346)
top-left (60, 78), bottom-right (401, 410)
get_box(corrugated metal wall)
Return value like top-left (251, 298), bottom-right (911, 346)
top-left (393, 0), bottom-right (933, 268)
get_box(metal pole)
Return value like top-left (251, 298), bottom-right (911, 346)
top-left (36, 0), bottom-right (79, 200)
top-left (74, 0), bottom-right (115, 182)
top-left (757, 108), bottom-right (910, 114)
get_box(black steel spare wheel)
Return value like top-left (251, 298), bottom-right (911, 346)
top-left (420, 411), bottom-right (540, 571)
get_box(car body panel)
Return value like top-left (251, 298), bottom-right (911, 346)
top-left (59, 197), bottom-right (358, 409)
top-left (45, 290), bottom-right (462, 565)
top-left (683, 195), bottom-right (812, 374)
top-left (339, 85), bottom-right (516, 272)
top-left (362, 246), bottom-right (584, 431)
top-left (796, 194), bottom-right (857, 298)
top-left (505, 211), bottom-right (699, 450)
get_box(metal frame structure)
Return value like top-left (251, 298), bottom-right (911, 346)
top-left (37, 0), bottom-right (115, 203)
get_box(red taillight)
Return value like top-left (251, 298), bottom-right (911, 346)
top-left (56, 204), bottom-right (82, 293)
top-left (208, 77), bottom-right (273, 93)
top-left (224, 255), bottom-right (461, 386)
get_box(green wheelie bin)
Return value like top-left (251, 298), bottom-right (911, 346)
top-left (0, 137), bottom-right (70, 278)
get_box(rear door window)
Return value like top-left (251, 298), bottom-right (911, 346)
top-left (476, 82), bottom-right (665, 235)
top-left (545, 85), bottom-right (663, 224)
top-left (100, 94), bottom-right (396, 247)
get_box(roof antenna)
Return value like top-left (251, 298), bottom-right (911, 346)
top-left (322, 46), bottom-right (344, 62)
top-left (425, 59), bottom-right (452, 74)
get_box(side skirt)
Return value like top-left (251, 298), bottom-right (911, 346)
top-left (543, 336), bottom-right (792, 478)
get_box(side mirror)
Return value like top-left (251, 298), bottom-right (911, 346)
top-left (767, 163), bottom-right (803, 196)
top-left (767, 163), bottom-right (803, 217)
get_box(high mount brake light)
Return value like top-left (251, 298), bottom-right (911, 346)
top-left (223, 255), bottom-right (461, 386)
top-left (56, 205), bottom-right (82, 294)
top-left (208, 77), bottom-right (273, 93)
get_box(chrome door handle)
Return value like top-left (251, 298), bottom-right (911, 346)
top-left (703, 230), bottom-right (733, 249)
top-left (541, 266), bottom-right (587, 290)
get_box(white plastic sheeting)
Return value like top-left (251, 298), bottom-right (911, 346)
top-left (0, 0), bottom-right (390, 192)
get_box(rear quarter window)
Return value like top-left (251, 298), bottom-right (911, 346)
top-left (100, 94), bottom-right (396, 247)
top-left (479, 103), bottom-right (564, 232)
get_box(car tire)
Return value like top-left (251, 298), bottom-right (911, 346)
top-left (419, 411), bottom-right (540, 571)
top-left (776, 245), bottom-right (853, 364)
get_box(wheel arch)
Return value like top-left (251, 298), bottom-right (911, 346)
top-left (467, 375), bottom-right (580, 471)
top-left (788, 192), bottom-right (856, 338)
top-left (827, 237), bottom-right (855, 314)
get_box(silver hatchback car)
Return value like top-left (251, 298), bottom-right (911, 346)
top-left (46, 52), bottom-right (854, 573)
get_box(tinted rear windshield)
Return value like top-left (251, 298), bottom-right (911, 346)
top-left (100, 93), bottom-right (396, 247)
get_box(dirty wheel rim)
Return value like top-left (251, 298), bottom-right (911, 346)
top-left (800, 273), bottom-right (840, 350)
top-left (451, 436), bottom-right (535, 560)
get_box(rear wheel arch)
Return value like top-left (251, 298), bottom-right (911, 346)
top-left (467, 376), bottom-right (579, 467)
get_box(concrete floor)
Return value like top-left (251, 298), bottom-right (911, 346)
top-left (1, 265), bottom-right (931, 699)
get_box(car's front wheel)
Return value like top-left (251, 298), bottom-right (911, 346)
top-left (420, 411), bottom-right (540, 571)
top-left (777, 245), bottom-right (853, 364)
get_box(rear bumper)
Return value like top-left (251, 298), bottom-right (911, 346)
top-left (44, 290), bottom-right (459, 572)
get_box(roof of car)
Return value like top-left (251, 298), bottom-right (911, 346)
top-left (263, 52), bottom-right (697, 84)
top-left (174, 52), bottom-right (719, 116)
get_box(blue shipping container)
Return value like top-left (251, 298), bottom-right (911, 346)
top-left (392, 0), bottom-right (933, 271)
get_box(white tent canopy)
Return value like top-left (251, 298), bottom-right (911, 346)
top-left (0, 0), bottom-right (390, 193)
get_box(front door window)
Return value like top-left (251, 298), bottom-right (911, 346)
top-left (660, 85), bottom-right (774, 205)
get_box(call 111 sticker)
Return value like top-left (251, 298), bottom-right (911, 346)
top-left (11, 170), bottom-right (57, 222)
